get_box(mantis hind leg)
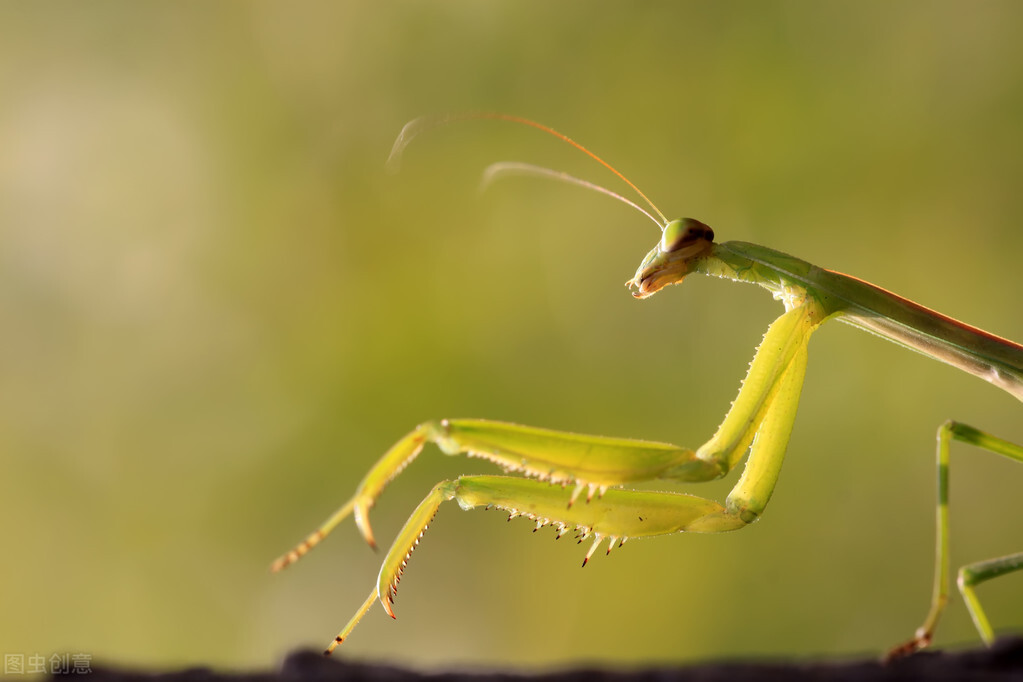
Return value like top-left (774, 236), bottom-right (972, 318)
top-left (889, 421), bottom-right (1023, 659)
top-left (959, 551), bottom-right (1023, 644)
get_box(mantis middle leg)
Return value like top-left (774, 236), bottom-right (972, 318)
top-left (890, 422), bottom-right (1023, 658)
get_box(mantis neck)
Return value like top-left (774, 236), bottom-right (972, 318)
top-left (697, 241), bottom-right (1023, 403)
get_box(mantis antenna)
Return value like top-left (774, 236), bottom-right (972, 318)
top-left (387, 112), bottom-right (670, 228)
top-left (480, 161), bottom-right (665, 230)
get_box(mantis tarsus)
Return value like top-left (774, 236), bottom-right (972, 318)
top-left (273, 114), bottom-right (1023, 659)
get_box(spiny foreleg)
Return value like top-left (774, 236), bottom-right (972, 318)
top-left (271, 420), bottom-right (722, 572)
top-left (325, 474), bottom-right (745, 653)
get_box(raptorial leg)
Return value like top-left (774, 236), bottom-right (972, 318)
top-left (325, 336), bottom-right (812, 654)
top-left (288, 300), bottom-right (826, 653)
top-left (325, 473), bottom-right (748, 652)
top-left (274, 301), bottom-right (826, 573)
top-left (272, 420), bottom-right (720, 571)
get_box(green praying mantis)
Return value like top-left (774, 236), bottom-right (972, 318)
top-left (273, 114), bottom-right (1023, 659)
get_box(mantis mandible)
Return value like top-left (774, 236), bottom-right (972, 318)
top-left (273, 114), bottom-right (1023, 659)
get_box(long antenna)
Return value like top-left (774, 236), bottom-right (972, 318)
top-left (481, 162), bottom-right (664, 229)
top-left (387, 112), bottom-right (669, 227)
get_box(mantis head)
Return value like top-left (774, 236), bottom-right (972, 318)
top-left (628, 218), bottom-right (715, 299)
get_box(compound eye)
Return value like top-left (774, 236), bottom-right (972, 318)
top-left (660, 218), bottom-right (714, 253)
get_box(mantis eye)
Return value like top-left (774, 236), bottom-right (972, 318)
top-left (660, 218), bottom-right (714, 253)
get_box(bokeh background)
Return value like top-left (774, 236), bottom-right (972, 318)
top-left (2, 0), bottom-right (1022, 673)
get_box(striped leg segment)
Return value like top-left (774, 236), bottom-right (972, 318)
top-left (888, 422), bottom-right (1023, 659)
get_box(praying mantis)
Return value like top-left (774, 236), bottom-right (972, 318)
top-left (272, 114), bottom-right (1023, 659)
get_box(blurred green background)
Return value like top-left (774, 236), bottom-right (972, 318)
top-left (2, 0), bottom-right (1022, 672)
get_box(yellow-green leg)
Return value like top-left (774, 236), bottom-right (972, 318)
top-left (272, 302), bottom-right (826, 652)
top-left (320, 307), bottom-right (816, 651)
top-left (889, 421), bottom-right (1023, 659)
top-left (326, 474), bottom-right (750, 653)
top-left (272, 303), bottom-right (823, 571)
top-left (270, 418), bottom-right (723, 571)
top-left (959, 552), bottom-right (1023, 643)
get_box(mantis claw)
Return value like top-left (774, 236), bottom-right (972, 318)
top-left (353, 500), bottom-right (377, 549)
top-left (884, 633), bottom-right (930, 662)
top-left (568, 483), bottom-right (584, 507)
top-left (270, 429), bottom-right (431, 571)
top-left (581, 535), bottom-right (605, 567)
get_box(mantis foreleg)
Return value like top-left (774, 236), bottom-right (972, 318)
top-left (277, 300), bottom-right (829, 650)
top-left (326, 475), bottom-right (736, 653)
top-left (271, 420), bottom-right (715, 569)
